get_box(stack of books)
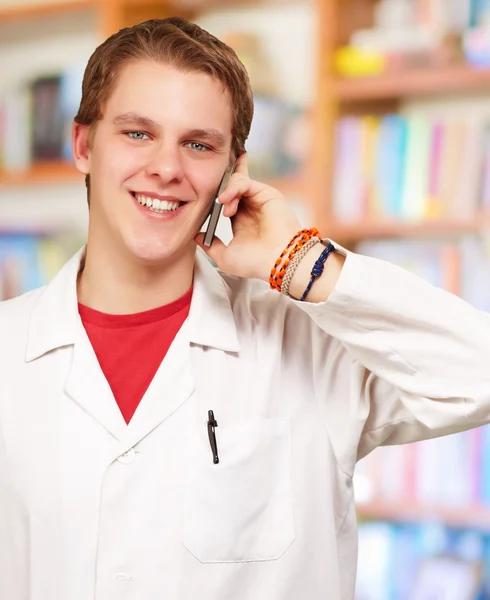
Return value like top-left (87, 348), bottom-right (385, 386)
top-left (332, 114), bottom-right (490, 223)
top-left (0, 65), bottom-right (85, 172)
top-left (0, 232), bottom-right (81, 300)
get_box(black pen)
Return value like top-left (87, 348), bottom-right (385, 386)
top-left (207, 410), bottom-right (219, 464)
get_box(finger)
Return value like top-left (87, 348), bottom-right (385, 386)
top-left (219, 173), bottom-right (263, 205)
top-left (223, 197), bottom-right (241, 218)
top-left (233, 152), bottom-right (249, 178)
top-left (194, 232), bottom-right (227, 267)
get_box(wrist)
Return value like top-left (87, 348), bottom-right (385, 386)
top-left (288, 242), bottom-right (345, 303)
top-left (267, 227), bottom-right (321, 291)
top-left (287, 243), bottom-right (324, 299)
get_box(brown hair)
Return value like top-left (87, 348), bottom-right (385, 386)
top-left (75, 17), bottom-right (254, 192)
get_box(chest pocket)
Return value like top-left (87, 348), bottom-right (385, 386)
top-left (182, 418), bottom-right (295, 563)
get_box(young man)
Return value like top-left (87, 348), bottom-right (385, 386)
top-left (0, 17), bottom-right (489, 600)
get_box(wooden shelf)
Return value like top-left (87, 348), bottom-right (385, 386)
top-left (0, 0), bottom-right (287, 25)
top-left (334, 65), bottom-right (490, 102)
top-left (0, 0), bottom-right (95, 23)
top-left (0, 161), bottom-right (304, 196)
top-left (0, 162), bottom-right (82, 186)
top-left (330, 217), bottom-right (490, 242)
top-left (357, 500), bottom-right (490, 530)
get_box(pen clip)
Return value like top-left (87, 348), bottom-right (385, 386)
top-left (207, 410), bottom-right (219, 464)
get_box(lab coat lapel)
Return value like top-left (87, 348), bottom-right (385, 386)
top-left (120, 320), bottom-right (195, 449)
top-left (64, 325), bottom-right (128, 441)
top-left (25, 247), bottom-right (128, 440)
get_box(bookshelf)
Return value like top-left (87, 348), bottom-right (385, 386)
top-left (0, 0), bottom-right (197, 31)
top-left (316, 1), bottom-right (490, 248)
top-left (334, 65), bottom-right (490, 102)
top-left (0, 0), bottom-right (309, 208)
top-left (0, 0), bottom-right (95, 23)
top-left (0, 161), bottom-right (82, 186)
top-left (332, 216), bottom-right (490, 243)
top-left (320, 2), bottom-right (490, 562)
top-left (0, 0), bottom-right (282, 23)
top-left (357, 501), bottom-right (490, 531)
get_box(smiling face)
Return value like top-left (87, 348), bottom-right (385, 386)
top-left (73, 59), bottom-right (234, 267)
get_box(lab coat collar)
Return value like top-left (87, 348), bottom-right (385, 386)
top-left (25, 246), bottom-right (83, 362)
top-left (25, 246), bottom-right (240, 363)
top-left (188, 248), bottom-right (240, 352)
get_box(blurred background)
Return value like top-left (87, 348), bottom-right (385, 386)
top-left (1, 0), bottom-right (490, 598)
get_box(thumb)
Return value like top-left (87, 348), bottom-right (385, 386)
top-left (195, 232), bottom-right (227, 267)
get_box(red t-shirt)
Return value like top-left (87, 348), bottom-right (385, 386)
top-left (78, 287), bottom-right (193, 424)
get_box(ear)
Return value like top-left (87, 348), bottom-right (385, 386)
top-left (72, 122), bottom-right (92, 175)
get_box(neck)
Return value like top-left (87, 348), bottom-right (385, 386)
top-left (77, 239), bottom-right (195, 315)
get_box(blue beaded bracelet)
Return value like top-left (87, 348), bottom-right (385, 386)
top-left (299, 241), bottom-right (336, 301)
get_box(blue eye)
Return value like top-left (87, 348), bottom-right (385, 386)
top-left (186, 142), bottom-right (209, 152)
top-left (127, 131), bottom-right (150, 141)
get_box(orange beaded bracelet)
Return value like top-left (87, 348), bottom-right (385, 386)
top-left (269, 228), bottom-right (320, 291)
top-left (269, 229), bottom-right (314, 290)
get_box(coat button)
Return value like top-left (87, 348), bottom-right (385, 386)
top-left (117, 448), bottom-right (136, 464)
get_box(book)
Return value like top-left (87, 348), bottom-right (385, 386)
top-left (60, 65), bottom-right (85, 162)
top-left (376, 115), bottom-right (408, 218)
top-left (356, 522), bottom-right (488, 600)
top-left (400, 113), bottom-right (431, 221)
top-left (2, 86), bottom-right (31, 172)
top-left (31, 75), bottom-right (63, 161)
top-left (332, 118), bottom-right (364, 222)
top-left (331, 113), bottom-right (490, 223)
top-left (0, 232), bottom-right (79, 301)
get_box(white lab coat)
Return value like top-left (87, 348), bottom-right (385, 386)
top-left (1, 243), bottom-right (489, 600)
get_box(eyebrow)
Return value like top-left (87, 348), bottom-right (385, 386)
top-left (113, 113), bottom-right (228, 149)
top-left (185, 128), bottom-right (227, 149)
top-left (113, 112), bottom-right (160, 130)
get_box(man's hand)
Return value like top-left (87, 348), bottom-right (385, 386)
top-left (195, 153), bottom-right (302, 282)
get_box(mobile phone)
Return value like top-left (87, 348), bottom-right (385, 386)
top-left (203, 160), bottom-right (236, 247)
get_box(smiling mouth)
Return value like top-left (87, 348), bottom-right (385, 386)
top-left (131, 192), bottom-right (183, 213)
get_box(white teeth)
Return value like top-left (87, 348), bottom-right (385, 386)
top-left (161, 200), bottom-right (178, 211)
top-left (134, 193), bottom-right (181, 213)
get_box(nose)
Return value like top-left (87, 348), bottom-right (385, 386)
top-left (145, 141), bottom-right (185, 185)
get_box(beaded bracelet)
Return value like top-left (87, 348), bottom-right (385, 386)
top-left (280, 237), bottom-right (320, 296)
top-left (299, 241), bottom-right (336, 301)
top-left (269, 228), bottom-right (319, 292)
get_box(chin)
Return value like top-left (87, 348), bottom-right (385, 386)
top-left (127, 236), bottom-right (193, 265)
